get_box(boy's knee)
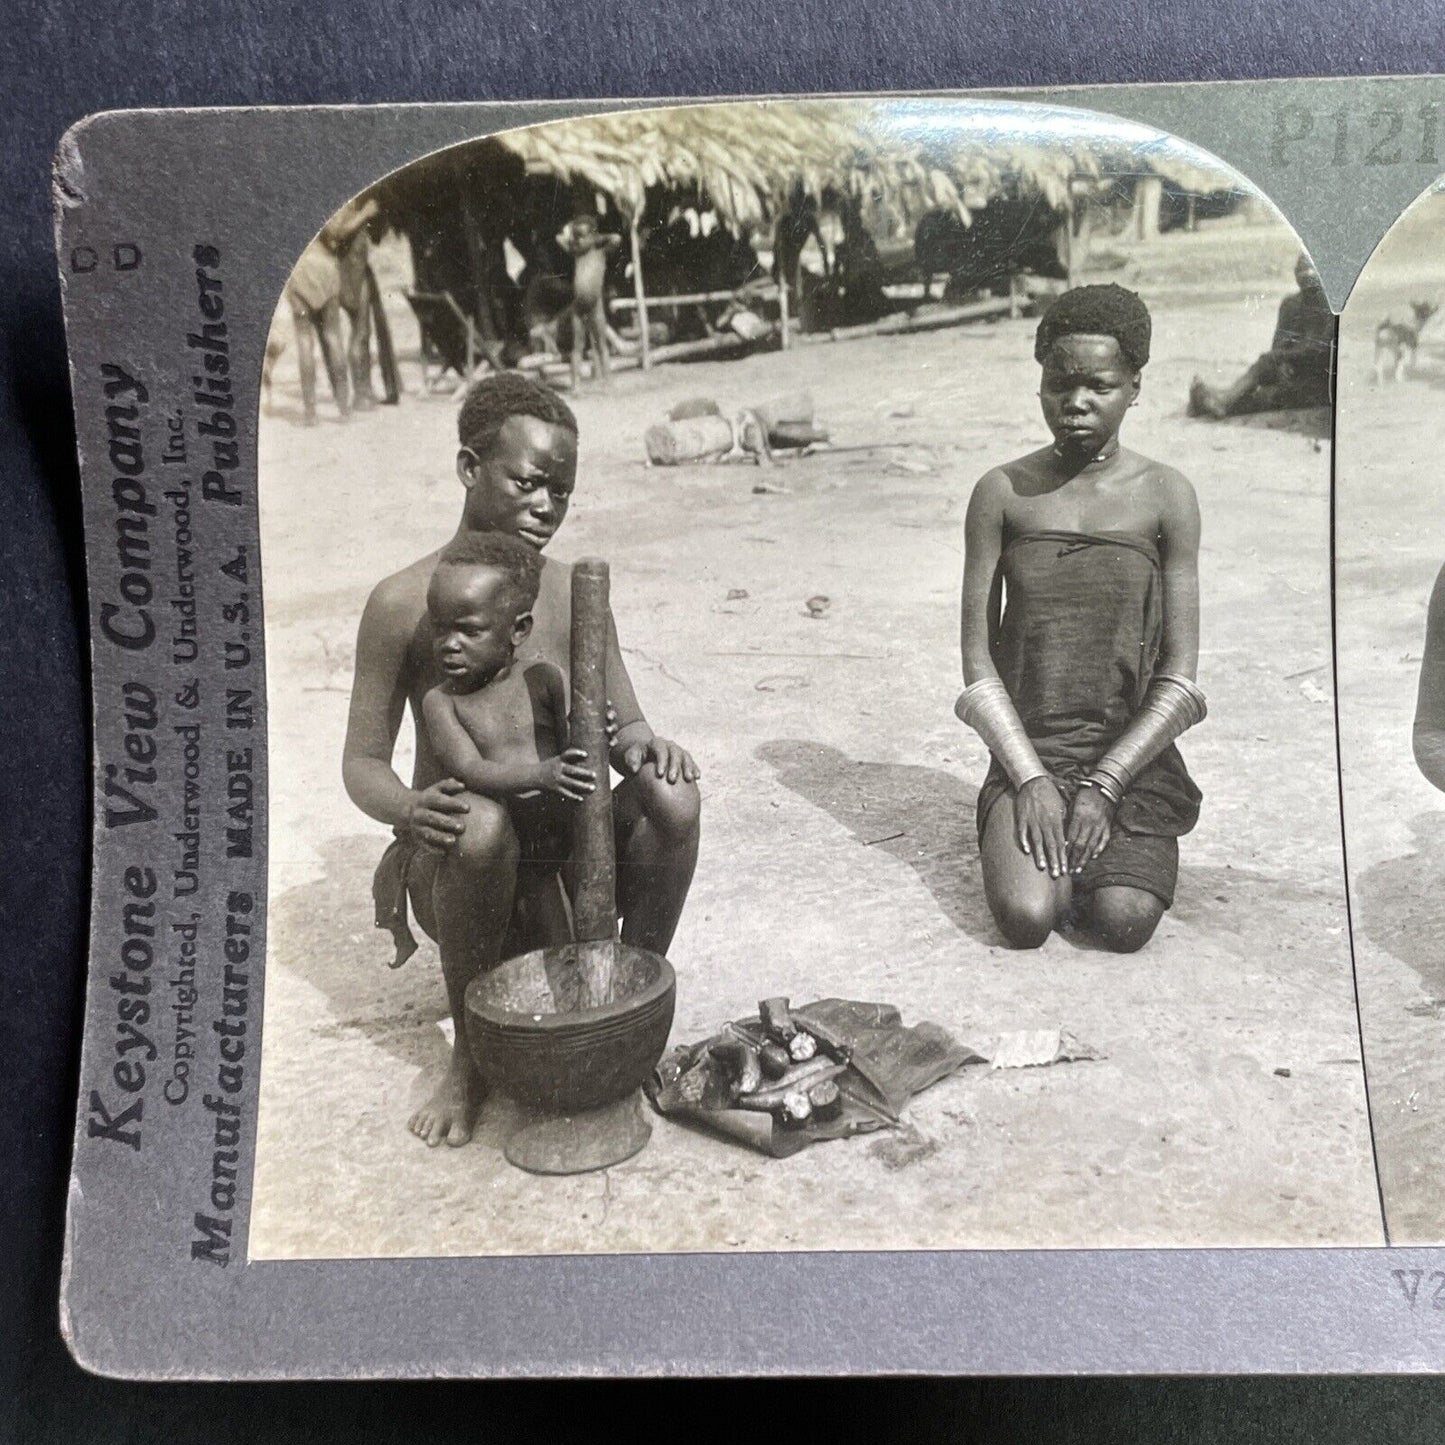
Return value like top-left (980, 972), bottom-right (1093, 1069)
top-left (994, 897), bottom-right (1056, 950)
top-left (1089, 890), bottom-right (1163, 953)
top-left (636, 771), bottom-right (701, 841)
top-left (450, 794), bottom-right (519, 874)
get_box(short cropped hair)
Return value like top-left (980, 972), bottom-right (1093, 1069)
top-left (457, 372), bottom-right (577, 458)
top-left (435, 530), bottom-right (543, 617)
top-left (1034, 283), bottom-right (1152, 371)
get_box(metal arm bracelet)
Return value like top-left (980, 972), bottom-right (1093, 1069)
top-left (954, 677), bottom-right (1048, 790)
top-left (1088, 673), bottom-right (1207, 803)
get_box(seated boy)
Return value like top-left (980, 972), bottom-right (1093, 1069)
top-left (344, 373), bottom-right (700, 1147)
top-left (956, 284), bottom-right (1207, 953)
top-left (416, 531), bottom-right (597, 958)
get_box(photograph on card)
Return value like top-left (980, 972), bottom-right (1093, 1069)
top-left (1336, 178), bottom-right (1445, 1245)
top-left (245, 97), bottom-right (1373, 1260)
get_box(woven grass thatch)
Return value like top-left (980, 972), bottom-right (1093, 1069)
top-left (496, 100), bottom-right (964, 230)
top-left (1136, 142), bottom-right (1241, 196)
top-left (878, 99), bottom-right (1243, 203)
top-left (493, 98), bottom-right (1244, 233)
top-left (874, 100), bottom-right (1099, 212)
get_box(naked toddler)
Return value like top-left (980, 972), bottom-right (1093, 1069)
top-left (420, 531), bottom-right (597, 954)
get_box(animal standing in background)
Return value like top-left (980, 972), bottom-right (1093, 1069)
top-left (556, 213), bottom-right (622, 391)
top-left (1374, 299), bottom-right (1440, 384)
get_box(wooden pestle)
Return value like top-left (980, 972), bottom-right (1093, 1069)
top-left (569, 559), bottom-right (617, 1005)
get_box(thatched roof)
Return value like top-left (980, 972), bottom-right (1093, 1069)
top-left (875, 100), bottom-right (1101, 210)
top-left (1136, 142), bottom-right (1242, 196)
top-left (496, 101), bottom-right (963, 230)
top-left (493, 98), bottom-right (1245, 232)
top-left (873, 99), bottom-right (1242, 202)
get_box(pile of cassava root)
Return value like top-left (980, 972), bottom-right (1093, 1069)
top-left (707, 997), bottom-right (849, 1128)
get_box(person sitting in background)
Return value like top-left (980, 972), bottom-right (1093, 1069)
top-left (1188, 254), bottom-right (1334, 419)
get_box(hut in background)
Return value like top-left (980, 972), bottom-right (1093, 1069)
top-left (497, 103), bottom-right (969, 352)
top-left (1092, 137), bottom-right (1247, 244)
top-left (360, 101), bottom-right (1250, 377)
top-left (366, 102), bottom-right (967, 367)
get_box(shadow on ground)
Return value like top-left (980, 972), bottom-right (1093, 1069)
top-left (757, 738), bottom-right (1331, 955)
top-left (269, 835), bottom-right (452, 1076)
top-left (757, 739), bottom-right (998, 945)
top-left (272, 797), bottom-right (1338, 1079)
top-left (1168, 860), bottom-right (1338, 934)
top-left (1355, 810), bottom-right (1445, 1005)
top-left (1207, 405), bottom-right (1331, 440)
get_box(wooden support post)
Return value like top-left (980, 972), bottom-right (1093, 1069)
top-left (1134, 176), bottom-right (1163, 242)
top-left (1067, 195), bottom-right (1092, 288)
top-left (456, 182), bottom-right (506, 366)
top-left (629, 220), bottom-right (651, 372)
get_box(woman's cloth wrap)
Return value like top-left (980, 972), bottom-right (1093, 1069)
top-left (973, 529), bottom-right (1202, 843)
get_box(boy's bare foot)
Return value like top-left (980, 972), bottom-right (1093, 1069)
top-left (408, 1052), bottom-right (483, 1147)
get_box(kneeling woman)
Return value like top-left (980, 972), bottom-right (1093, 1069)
top-left (956, 284), bottom-right (1206, 953)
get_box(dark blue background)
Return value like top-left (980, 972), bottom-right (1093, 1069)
top-left (7, 1), bottom-right (1445, 1436)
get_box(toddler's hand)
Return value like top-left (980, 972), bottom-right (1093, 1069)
top-left (538, 748), bottom-right (597, 802)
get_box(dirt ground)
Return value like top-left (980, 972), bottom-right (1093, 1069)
top-left (1336, 189), bottom-right (1445, 1245)
top-left (248, 217), bottom-right (1383, 1259)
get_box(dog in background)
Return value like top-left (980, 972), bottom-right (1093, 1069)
top-left (1374, 299), bottom-right (1440, 383)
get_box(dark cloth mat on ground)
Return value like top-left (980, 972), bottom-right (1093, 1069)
top-left (646, 997), bottom-right (983, 1158)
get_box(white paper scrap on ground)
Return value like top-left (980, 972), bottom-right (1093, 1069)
top-left (989, 1029), bottom-right (1102, 1069)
